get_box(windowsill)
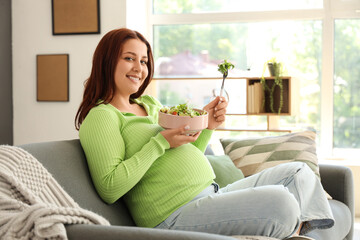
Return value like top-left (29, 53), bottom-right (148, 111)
top-left (318, 148), bottom-right (360, 166)
top-left (319, 157), bottom-right (360, 166)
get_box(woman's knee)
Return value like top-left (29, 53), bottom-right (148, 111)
top-left (263, 186), bottom-right (301, 238)
top-left (275, 162), bottom-right (315, 183)
top-left (284, 162), bottom-right (318, 186)
top-left (281, 161), bottom-right (308, 173)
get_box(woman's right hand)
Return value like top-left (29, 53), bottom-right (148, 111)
top-left (160, 125), bottom-right (200, 148)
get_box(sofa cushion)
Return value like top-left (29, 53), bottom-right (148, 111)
top-left (66, 224), bottom-right (237, 240)
top-left (206, 155), bottom-right (244, 188)
top-left (220, 131), bottom-right (320, 178)
top-left (20, 139), bottom-right (135, 226)
top-left (306, 199), bottom-right (352, 240)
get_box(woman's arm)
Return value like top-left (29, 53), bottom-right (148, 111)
top-left (191, 129), bottom-right (214, 153)
top-left (190, 96), bottom-right (227, 152)
top-left (79, 109), bottom-right (169, 204)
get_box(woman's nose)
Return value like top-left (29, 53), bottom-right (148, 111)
top-left (133, 61), bottom-right (141, 72)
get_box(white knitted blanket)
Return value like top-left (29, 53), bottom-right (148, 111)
top-left (0, 145), bottom-right (110, 239)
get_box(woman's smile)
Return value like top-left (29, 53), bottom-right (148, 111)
top-left (127, 75), bottom-right (141, 83)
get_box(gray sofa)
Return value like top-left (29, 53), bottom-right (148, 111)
top-left (20, 139), bottom-right (354, 240)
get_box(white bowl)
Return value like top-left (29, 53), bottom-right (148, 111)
top-left (158, 109), bottom-right (208, 135)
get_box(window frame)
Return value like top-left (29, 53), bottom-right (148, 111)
top-left (137, 0), bottom-right (360, 159)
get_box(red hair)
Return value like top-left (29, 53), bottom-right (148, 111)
top-left (75, 28), bottom-right (154, 130)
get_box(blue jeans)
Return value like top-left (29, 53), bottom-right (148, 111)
top-left (155, 162), bottom-right (334, 239)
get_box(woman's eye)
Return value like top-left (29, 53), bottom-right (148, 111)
top-left (141, 60), bottom-right (148, 65)
top-left (125, 57), bottom-right (134, 61)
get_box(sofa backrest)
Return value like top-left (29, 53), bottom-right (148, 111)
top-left (20, 139), bottom-right (135, 226)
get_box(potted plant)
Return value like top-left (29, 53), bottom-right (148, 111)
top-left (267, 57), bottom-right (282, 77)
top-left (217, 60), bottom-right (235, 99)
top-left (260, 57), bottom-right (284, 114)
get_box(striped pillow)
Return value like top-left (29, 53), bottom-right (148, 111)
top-left (220, 131), bottom-right (320, 178)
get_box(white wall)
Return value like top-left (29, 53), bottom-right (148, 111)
top-left (12, 0), bottom-right (128, 145)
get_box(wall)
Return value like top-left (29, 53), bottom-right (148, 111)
top-left (0, 0), bottom-right (13, 145)
top-left (12, 0), bottom-right (127, 145)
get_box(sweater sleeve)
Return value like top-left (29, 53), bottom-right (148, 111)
top-left (191, 128), bottom-right (214, 153)
top-left (79, 108), bottom-right (170, 204)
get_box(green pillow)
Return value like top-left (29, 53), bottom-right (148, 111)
top-left (206, 155), bottom-right (245, 188)
top-left (220, 131), bottom-right (320, 178)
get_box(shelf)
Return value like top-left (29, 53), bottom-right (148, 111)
top-left (247, 77), bottom-right (291, 115)
top-left (216, 127), bottom-right (292, 133)
top-left (221, 77), bottom-right (293, 133)
top-left (216, 114), bottom-right (292, 133)
top-left (226, 113), bottom-right (291, 116)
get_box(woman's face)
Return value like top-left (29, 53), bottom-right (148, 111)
top-left (114, 39), bottom-right (149, 97)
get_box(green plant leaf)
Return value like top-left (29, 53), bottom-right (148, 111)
top-left (217, 59), bottom-right (235, 76)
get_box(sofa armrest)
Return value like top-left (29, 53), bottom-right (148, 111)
top-left (66, 224), bottom-right (236, 240)
top-left (319, 163), bottom-right (354, 210)
top-left (319, 163), bottom-right (354, 240)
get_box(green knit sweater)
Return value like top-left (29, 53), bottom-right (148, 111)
top-left (79, 95), bottom-right (215, 227)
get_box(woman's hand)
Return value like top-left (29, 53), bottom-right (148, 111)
top-left (160, 125), bottom-right (201, 148)
top-left (204, 96), bottom-right (228, 130)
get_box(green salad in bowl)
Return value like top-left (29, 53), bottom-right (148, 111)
top-left (158, 103), bottom-right (208, 134)
top-left (160, 103), bottom-right (207, 117)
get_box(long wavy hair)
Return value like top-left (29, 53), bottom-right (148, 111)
top-left (75, 28), bottom-right (154, 130)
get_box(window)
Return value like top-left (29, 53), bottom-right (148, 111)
top-left (153, 21), bottom-right (321, 78)
top-left (145, 0), bottom-right (360, 157)
top-left (153, 0), bottom-right (323, 14)
top-left (333, 19), bottom-right (360, 150)
top-left (153, 21), bottom-right (322, 135)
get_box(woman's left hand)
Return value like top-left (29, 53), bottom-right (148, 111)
top-left (203, 96), bottom-right (228, 130)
